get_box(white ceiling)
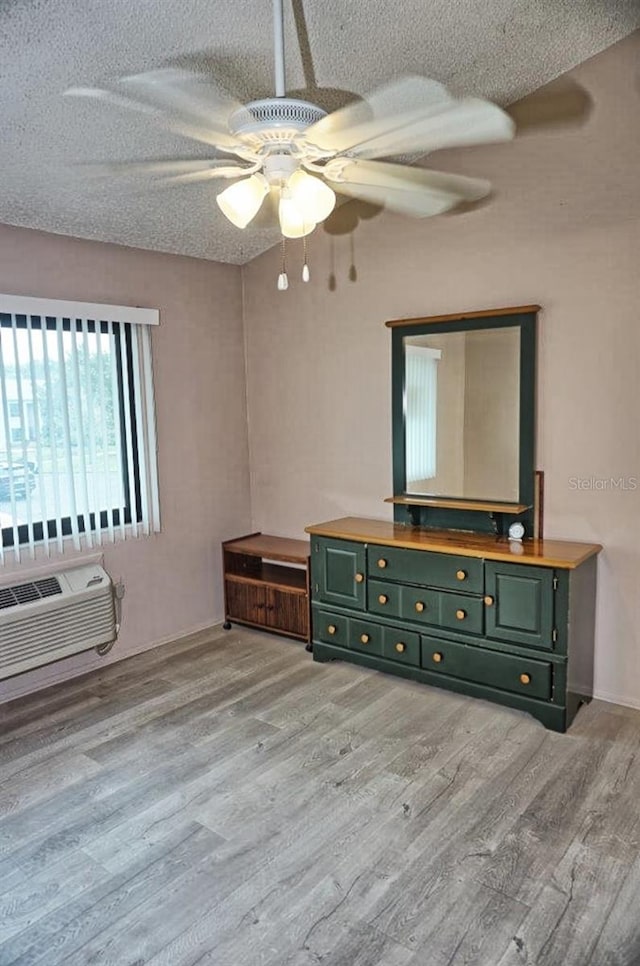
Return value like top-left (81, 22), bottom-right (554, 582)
top-left (1, 0), bottom-right (638, 265)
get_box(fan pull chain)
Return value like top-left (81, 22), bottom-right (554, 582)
top-left (277, 236), bottom-right (289, 291)
top-left (302, 236), bottom-right (310, 282)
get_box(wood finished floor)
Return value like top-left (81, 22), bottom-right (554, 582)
top-left (1, 628), bottom-right (640, 966)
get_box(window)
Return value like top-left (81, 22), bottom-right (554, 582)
top-left (0, 296), bottom-right (160, 561)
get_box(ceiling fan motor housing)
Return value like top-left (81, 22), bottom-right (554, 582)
top-left (229, 97), bottom-right (327, 152)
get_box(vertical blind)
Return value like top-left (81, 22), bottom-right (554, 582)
top-left (405, 345), bottom-right (440, 485)
top-left (0, 297), bottom-right (160, 563)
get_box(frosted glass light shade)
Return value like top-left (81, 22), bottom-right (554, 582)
top-left (287, 170), bottom-right (336, 222)
top-left (216, 174), bottom-right (269, 228)
top-left (279, 193), bottom-right (316, 238)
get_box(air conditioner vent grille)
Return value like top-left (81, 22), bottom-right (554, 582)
top-left (0, 576), bottom-right (62, 611)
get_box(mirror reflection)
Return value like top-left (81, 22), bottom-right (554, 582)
top-left (404, 326), bottom-right (521, 502)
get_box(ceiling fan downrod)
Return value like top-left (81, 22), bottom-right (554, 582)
top-left (273, 0), bottom-right (286, 97)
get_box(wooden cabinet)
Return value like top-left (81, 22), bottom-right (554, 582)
top-left (222, 533), bottom-right (311, 643)
top-left (306, 517), bottom-right (601, 732)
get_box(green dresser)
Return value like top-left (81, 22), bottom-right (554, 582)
top-left (306, 517), bottom-right (601, 732)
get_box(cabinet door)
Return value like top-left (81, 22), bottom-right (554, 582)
top-left (485, 562), bottom-right (555, 650)
top-left (311, 538), bottom-right (366, 610)
top-left (225, 580), bottom-right (267, 624)
top-left (266, 588), bottom-right (308, 638)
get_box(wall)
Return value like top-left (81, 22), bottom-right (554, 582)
top-left (0, 225), bottom-right (250, 702)
top-left (463, 327), bottom-right (520, 502)
top-left (242, 33), bottom-right (640, 708)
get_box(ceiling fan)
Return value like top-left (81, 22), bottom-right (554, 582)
top-left (66, 0), bottom-right (516, 286)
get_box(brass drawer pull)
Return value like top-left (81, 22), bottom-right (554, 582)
top-left (395, 642), bottom-right (406, 654)
top-left (355, 572), bottom-right (364, 583)
top-left (415, 601), bottom-right (425, 613)
top-left (378, 594), bottom-right (389, 605)
top-left (520, 673), bottom-right (531, 685)
top-left (456, 569), bottom-right (467, 581)
top-left (327, 624), bottom-right (337, 636)
top-left (360, 633), bottom-right (370, 644)
top-left (484, 595), bottom-right (494, 606)
top-left (377, 558), bottom-right (387, 569)
top-left (456, 609), bottom-right (466, 621)
top-left (432, 652), bottom-right (443, 664)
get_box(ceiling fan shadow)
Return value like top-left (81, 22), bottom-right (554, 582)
top-left (166, 49), bottom-right (362, 118)
top-left (287, 0), bottom-right (366, 115)
top-left (507, 77), bottom-right (593, 134)
top-left (167, 50), bottom-right (274, 104)
top-left (322, 199), bottom-right (382, 236)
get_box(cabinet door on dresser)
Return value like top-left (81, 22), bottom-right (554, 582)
top-left (485, 562), bottom-right (555, 650)
top-left (311, 538), bottom-right (367, 610)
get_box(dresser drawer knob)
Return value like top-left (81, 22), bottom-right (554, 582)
top-left (520, 673), bottom-right (531, 685)
top-left (360, 633), bottom-right (370, 644)
top-left (327, 624), bottom-right (337, 636)
top-left (395, 642), bottom-right (406, 654)
top-left (432, 652), bottom-right (443, 664)
top-left (415, 601), bottom-right (425, 613)
top-left (377, 558), bottom-right (387, 569)
top-left (355, 572), bottom-right (364, 584)
top-left (484, 595), bottom-right (494, 606)
top-left (456, 569), bottom-right (467, 581)
top-left (456, 609), bottom-right (466, 621)
top-left (378, 594), bottom-right (389, 605)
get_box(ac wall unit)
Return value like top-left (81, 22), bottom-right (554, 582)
top-left (0, 564), bottom-right (116, 681)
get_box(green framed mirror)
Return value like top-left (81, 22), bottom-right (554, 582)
top-left (387, 306), bottom-right (539, 535)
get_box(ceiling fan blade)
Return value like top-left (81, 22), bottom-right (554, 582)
top-left (303, 76), bottom-right (452, 153)
top-left (77, 158), bottom-right (257, 180)
top-left (304, 79), bottom-right (514, 160)
top-left (342, 98), bottom-right (515, 159)
top-left (119, 70), bottom-right (242, 143)
top-left (324, 159), bottom-right (490, 218)
top-left (65, 77), bottom-right (244, 153)
top-left (156, 167), bottom-right (253, 186)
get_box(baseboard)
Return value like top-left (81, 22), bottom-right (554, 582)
top-left (0, 618), bottom-right (223, 705)
top-left (593, 688), bottom-right (640, 712)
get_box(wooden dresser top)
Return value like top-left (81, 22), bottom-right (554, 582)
top-left (305, 517), bottom-right (602, 569)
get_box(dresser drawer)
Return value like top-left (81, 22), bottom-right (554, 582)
top-left (400, 587), bottom-right (484, 636)
top-left (368, 545), bottom-right (483, 594)
top-left (382, 627), bottom-right (420, 666)
top-left (439, 593), bottom-right (484, 635)
top-left (421, 635), bottom-right (552, 700)
top-left (349, 618), bottom-right (384, 656)
top-left (314, 610), bottom-right (349, 647)
top-left (400, 585), bottom-right (440, 626)
top-left (369, 579), bottom-right (402, 618)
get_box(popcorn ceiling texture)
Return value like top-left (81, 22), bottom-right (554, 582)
top-left (1, 0), bottom-right (638, 265)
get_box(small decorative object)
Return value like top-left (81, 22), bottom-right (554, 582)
top-left (508, 521), bottom-right (525, 541)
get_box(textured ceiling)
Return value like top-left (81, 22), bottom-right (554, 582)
top-left (0, 0), bottom-right (638, 264)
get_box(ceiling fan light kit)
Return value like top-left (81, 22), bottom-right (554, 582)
top-left (67, 0), bottom-right (517, 289)
top-left (216, 173), bottom-right (269, 228)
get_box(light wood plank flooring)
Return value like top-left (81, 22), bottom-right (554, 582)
top-left (1, 626), bottom-right (640, 965)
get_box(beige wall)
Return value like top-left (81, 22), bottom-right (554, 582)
top-left (463, 327), bottom-right (520, 502)
top-left (243, 33), bottom-right (640, 707)
top-left (0, 225), bottom-right (250, 702)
